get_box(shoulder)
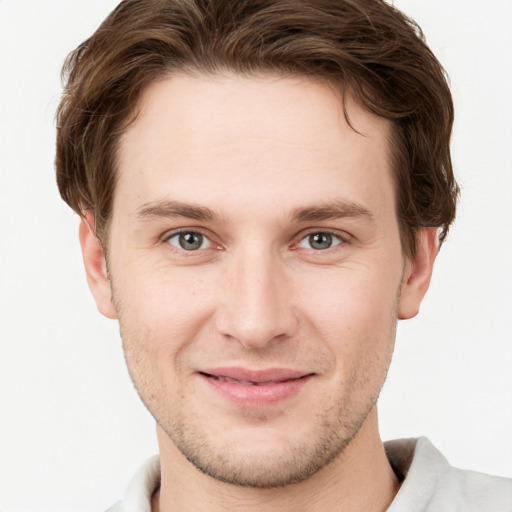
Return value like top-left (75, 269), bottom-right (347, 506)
top-left (386, 437), bottom-right (512, 512)
top-left (104, 455), bottom-right (160, 512)
top-left (105, 502), bottom-right (123, 512)
top-left (437, 465), bottom-right (512, 510)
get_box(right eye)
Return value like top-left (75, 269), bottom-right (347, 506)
top-left (166, 231), bottom-right (212, 251)
top-left (297, 231), bottom-right (344, 251)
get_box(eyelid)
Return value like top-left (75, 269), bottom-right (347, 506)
top-left (167, 232), bottom-right (211, 250)
top-left (294, 228), bottom-right (353, 249)
top-left (159, 226), bottom-right (352, 253)
top-left (162, 227), bottom-right (220, 251)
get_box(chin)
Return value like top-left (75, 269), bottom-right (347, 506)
top-left (175, 436), bottom-right (345, 488)
top-left (160, 402), bottom-right (371, 488)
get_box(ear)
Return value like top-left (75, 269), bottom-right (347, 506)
top-left (398, 228), bottom-right (438, 320)
top-left (79, 212), bottom-right (117, 319)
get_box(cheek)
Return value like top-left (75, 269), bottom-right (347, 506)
top-left (297, 268), bottom-right (400, 372)
top-left (301, 268), bottom-right (399, 330)
top-left (112, 266), bottom-right (218, 354)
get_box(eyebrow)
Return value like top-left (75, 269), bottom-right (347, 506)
top-left (137, 200), bottom-right (217, 222)
top-left (291, 200), bottom-right (373, 222)
top-left (136, 199), bottom-right (373, 224)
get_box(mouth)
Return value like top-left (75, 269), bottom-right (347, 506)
top-left (201, 374), bottom-right (306, 385)
top-left (197, 367), bottom-right (314, 406)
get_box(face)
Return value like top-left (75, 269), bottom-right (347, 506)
top-left (82, 72), bottom-right (434, 487)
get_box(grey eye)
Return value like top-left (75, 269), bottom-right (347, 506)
top-left (168, 231), bottom-right (210, 251)
top-left (309, 233), bottom-right (333, 250)
top-left (298, 232), bottom-right (342, 250)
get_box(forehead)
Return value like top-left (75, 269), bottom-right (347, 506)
top-left (114, 72), bottom-right (394, 224)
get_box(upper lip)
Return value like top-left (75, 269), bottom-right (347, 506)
top-left (199, 367), bottom-right (312, 384)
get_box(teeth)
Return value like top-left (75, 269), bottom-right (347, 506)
top-left (221, 376), bottom-right (254, 385)
top-left (212, 375), bottom-right (281, 385)
top-left (205, 373), bottom-right (303, 385)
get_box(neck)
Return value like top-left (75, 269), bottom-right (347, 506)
top-left (152, 408), bottom-right (400, 512)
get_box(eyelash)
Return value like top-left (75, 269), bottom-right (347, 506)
top-left (162, 228), bottom-right (351, 254)
top-left (295, 229), bottom-right (349, 251)
top-left (164, 229), bottom-right (217, 253)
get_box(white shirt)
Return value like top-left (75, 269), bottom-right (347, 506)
top-left (107, 437), bottom-right (512, 511)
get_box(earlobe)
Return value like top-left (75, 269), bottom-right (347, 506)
top-left (397, 228), bottom-right (438, 320)
top-left (79, 212), bottom-right (118, 319)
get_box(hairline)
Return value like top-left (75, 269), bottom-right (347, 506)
top-left (94, 67), bottom-right (415, 258)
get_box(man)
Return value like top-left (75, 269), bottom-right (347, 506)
top-left (55, 0), bottom-right (512, 510)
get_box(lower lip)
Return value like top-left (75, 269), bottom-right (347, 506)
top-left (199, 374), bottom-right (313, 407)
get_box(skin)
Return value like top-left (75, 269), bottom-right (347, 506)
top-left (80, 72), bottom-right (437, 511)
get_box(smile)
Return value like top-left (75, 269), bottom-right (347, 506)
top-left (204, 374), bottom-right (300, 386)
top-left (198, 368), bottom-right (314, 407)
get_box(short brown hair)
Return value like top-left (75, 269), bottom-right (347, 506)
top-left (56, 0), bottom-right (459, 255)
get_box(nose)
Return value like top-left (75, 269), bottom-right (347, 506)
top-left (215, 246), bottom-right (299, 350)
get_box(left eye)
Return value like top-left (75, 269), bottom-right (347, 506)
top-left (167, 231), bottom-right (212, 251)
top-left (298, 232), bottom-right (343, 250)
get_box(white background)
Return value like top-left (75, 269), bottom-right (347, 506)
top-left (0, 1), bottom-right (511, 510)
